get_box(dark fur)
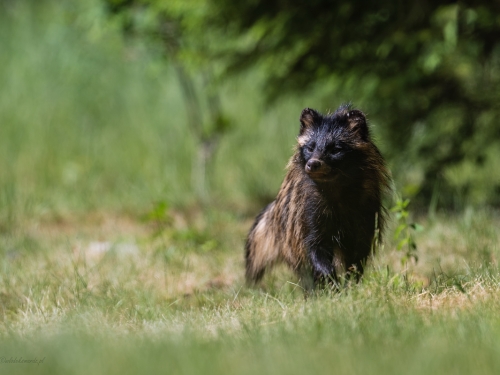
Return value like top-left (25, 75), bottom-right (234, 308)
top-left (245, 104), bottom-right (390, 288)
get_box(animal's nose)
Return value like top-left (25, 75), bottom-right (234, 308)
top-left (306, 159), bottom-right (322, 172)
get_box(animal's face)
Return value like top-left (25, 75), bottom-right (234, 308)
top-left (298, 105), bottom-right (370, 182)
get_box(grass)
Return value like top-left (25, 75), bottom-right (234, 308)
top-left (1, 2), bottom-right (500, 374)
top-left (1, 207), bottom-right (500, 375)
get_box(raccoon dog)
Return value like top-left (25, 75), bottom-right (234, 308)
top-left (245, 104), bottom-right (390, 288)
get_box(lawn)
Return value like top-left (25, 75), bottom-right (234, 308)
top-left (1, 208), bottom-right (499, 375)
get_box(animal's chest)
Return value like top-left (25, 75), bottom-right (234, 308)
top-left (308, 201), bottom-right (359, 246)
top-left (305, 202), bottom-right (337, 236)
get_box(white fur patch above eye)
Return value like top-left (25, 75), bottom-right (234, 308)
top-left (297, 133), bottom-right (311, 146)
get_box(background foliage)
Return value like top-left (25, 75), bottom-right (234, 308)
top-left (207, 0), bottom-right (500, 207)
top-left (2, 0), bottom-right (500, 216)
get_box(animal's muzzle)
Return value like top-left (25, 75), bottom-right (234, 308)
top-left (305, 159), bottom-right (331, 177)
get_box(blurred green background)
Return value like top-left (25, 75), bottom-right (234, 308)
top-left (1, 0), bottom-right (499, 228)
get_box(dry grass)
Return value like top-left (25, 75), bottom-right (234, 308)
top-left (2, 207), bottom-right (499, 333)
top-left (1, 208), bottom-right (500, 375)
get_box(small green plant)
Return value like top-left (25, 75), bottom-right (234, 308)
top-left (141, 201), bottom-right (173, 239)
top-left (391, 197), bottom-right (423, 265)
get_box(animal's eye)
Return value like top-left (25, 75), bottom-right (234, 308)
top-left (327, 144), bottom-right (341, 154)
top-left (305, 143), bottom-right (315, 152)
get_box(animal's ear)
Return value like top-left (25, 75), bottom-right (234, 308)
top-left (346, 109), bottom-right (369, 141)
top-left (299, 108), bottom-right (321, 135)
